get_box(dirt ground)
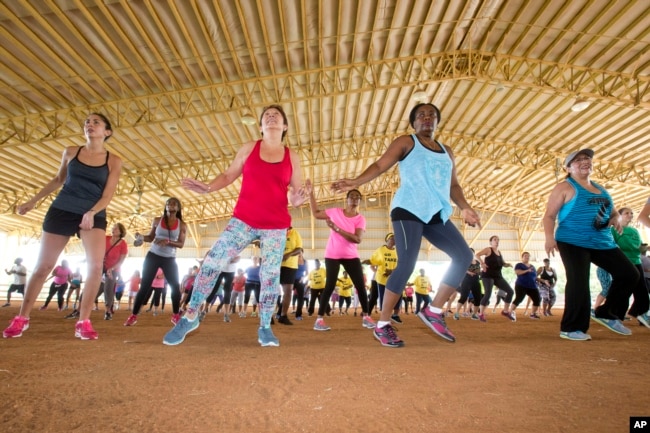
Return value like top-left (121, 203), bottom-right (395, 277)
top-left (0, 305), bottom-right (648, 433)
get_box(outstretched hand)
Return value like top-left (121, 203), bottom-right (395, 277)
top-left (181, 178), bottom-right (210, 194)
top-left (331, 179), bottom-right (356, 193)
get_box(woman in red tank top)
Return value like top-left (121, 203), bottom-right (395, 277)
top-left (164, 105), bottom-right (309, 347)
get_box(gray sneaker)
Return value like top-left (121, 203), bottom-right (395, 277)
top-left (559, 331), bottom-right (592, 341)
top-left (162, 317), bottom-right (200, 346)
top-left (636, 312), bottom-right (650, 329)
top-left (257, 327), bottom-right (279, 347)
top-left (224, 314), bottom-right (231, 323)
top-left (591, 316), bottom-right (632, 335)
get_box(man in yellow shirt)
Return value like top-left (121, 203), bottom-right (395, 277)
top-left (306, 259), bottom-right (328, 316)
top-left (412, 268), bottom-right (432, 315)
top-left (364, 233), bottom-right (400, 323)
top-left (278, 227), bottom-right (303, 325)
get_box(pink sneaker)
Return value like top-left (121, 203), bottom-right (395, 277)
top-left (362, 315), bottom-right (376, 329)
top-left (124, 314), bottom-right (138, 326)
top-left (418, 308), bottom-right (456, 342)
top-left (3, 316), bottom-right (30, 338)
top-left (171, 313), bottom-right (181, 325)
top-left (75, 320), bottom-right (98, 340)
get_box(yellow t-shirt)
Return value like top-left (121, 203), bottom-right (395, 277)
top-left (369, 245), bottom-right (398, 286)
top-left (413, 275), bottom-right (431, 295)
top-left (308, 267), bottom-right (327, 289)
top-left (337, 275), bottom-right (353, 297)
top-left (281, 228), bottom-right (303, 269)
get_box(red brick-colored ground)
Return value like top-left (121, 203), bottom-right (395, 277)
top-left (1, 306), bottom-right (647, 433)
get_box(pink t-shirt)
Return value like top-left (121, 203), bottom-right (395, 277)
top-left (324, 208), bottom-right (366, 259)
top-left (53, 266), bottom-right (72, 285)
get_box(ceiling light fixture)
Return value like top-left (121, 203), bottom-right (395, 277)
top-left (493, 166), bottom-right (504, 174)
top-left (199, 222), bottom-right (208, 228)
top-left (412, 89), bottom-right (427, 102)
top-left (495, 82), bottom-right (505, 92)
top-left (571, 98), bottom-right (590, 112)
top-left (368, 197), bottom-right (377, 202)
top-left (241, 112), bottom-right (257, 125)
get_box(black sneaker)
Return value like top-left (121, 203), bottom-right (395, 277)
top-left (277, 315), bottom-right (293, 325)
top-left (64, 310), bottom-right (80, 319)
top-left (391, 314), bottom-right (403, 324)
top-left (104, 312), bottom-right (112, 321)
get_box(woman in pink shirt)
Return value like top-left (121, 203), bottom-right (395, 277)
top-left (40, 259), bottom-right (73, 311)
top-left (305, 181), bottom-right (375, 332)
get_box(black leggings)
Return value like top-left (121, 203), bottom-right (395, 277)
top-left (132, 252), bottom-right (181, 315)
top-left (318, 258), bottom-right (369, 316)
top-left (480, 276), bottom-right (513, 306)
top-left (458, 275), bottom-right (482, 306)
top-left (44, 282), bottom-right (68, 309)
top-left (244, 281), bottom-right (260, 305)
top-left (206, 271), bottom-right (235, 305)
top-left (512, 283), bottom-right (541, 307)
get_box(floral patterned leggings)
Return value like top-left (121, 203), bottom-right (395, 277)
top-left (188, 217), bottom-right (286, 329)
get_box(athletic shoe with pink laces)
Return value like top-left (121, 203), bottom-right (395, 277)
top-left (418, 308), bottom-right (456, 342)
top-left (171, 313), bottom-right (181, 325)
top-left (3, 316), bottom-right (30, 338)
top-left (124, 314), bottom-right (138, 326)
top-left (373, 324), bottom-right (404, 347)
top-left (75, 319), bottom-right (98, 340)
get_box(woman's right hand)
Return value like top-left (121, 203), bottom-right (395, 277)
top-left (545, 239), bottom-right (558, 257)
top-left (16, 200), bottom-right (35, 215)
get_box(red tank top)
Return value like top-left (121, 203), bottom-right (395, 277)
top-left (233, 140), bottom-right (292, 229)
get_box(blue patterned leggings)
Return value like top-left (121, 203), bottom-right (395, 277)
top-left (188, 218), bottom-right (286, 328)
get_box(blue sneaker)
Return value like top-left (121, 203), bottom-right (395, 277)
top-left (162, 316), bottom-right (200, 346)
top-left (590, 316), bottom-right (632, 335)
top-left (559, 331), bottom-right (592, 341)
top-left (636, 312), bottom-right (650, 329)
top-left (258, 327), bottom-right (279, 347)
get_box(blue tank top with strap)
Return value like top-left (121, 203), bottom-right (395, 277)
top-left (555, 177), bottom-right (616, 250)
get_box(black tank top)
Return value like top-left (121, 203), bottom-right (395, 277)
top-left (482, 248), bottom-right (504, 279)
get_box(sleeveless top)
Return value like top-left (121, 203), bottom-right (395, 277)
top-left (390, 134), bottom-right (453, 223)
top-left (555, 177), bottom-right (616, 250)
top-left (539, 267), bottom-right (556, 285)
top-left (233, 140), bottom-right (292, 229)
top-left (149, 218), bottom-right (181, 258)
top-left (481, 248), bottom-right (504, 279)
top-left (52, 147), bottom-right (110, 216)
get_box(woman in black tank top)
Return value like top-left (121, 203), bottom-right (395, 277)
top-left (3, 113), bottom-right (123, 341)
top-left (475, 236), bottom-right (516, 322)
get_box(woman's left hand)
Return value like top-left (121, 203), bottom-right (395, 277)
top-left (461, 208), bottom-right (481, 227)
top-left (79, 210), bottom-right (96, 231)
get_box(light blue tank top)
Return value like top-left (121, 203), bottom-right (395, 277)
top-left (555, 177), bottom-right (616, 250)
top-left (390, 134), bottom-right (453, 223)
top-left (149, 218), bottom-right (181, 258)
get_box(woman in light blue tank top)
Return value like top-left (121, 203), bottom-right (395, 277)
top-left (331, 103), bottom-right (482, 347)
top-left (543, 149), bottom-right (639, 341)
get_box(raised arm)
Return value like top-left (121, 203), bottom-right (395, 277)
top-left (181, 141), bottom-right (254, 194)
top-left (305, 179), bottom-right (328, 220)
top-left (331, 135), bottom-right (411, 193)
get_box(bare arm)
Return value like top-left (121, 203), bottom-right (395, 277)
top-left (445, 145), bottom-right (481, 227)
top-left (331, 135), bottom-right (410, 192)
top-left (17, 147), bottom-right (73, 215)
top-left (287, 149), bottom-right (308, 207)
top-left (543, 181), bottom-right (574, 257)
top-left (181, 141), bottom-right (254, 194)
top-left (639, 200), bottom-right (650, 228)
top-left (305, 179), bottom-right (328, 220)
